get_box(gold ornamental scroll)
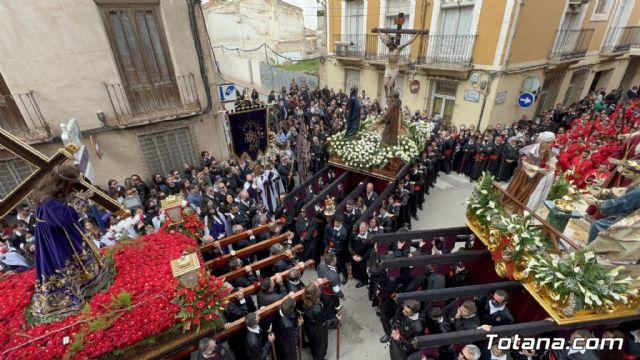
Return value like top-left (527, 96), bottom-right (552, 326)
top-left (0, 128), bottom-right (128, 219)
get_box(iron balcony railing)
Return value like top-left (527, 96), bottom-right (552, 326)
top-left (418, 34), bottom-right (477, 68)
top-left (602, 26), bottom-right (640, 54)
top-left (106, 73), bottom-right (201, 126)
top-left (333, 34), bottom-right (414, 62)
top-left (549, 28), bottom-right (594, 61)
top-left (0, 91), bottom-right (51, 142)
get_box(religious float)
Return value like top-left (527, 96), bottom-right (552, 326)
top-left (466, 172), bottom-right (640, 324)
top-left (328, 112), bottom-right (431, 181)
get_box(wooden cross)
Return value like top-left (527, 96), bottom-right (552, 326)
top-left (0, 128), bottom-right (128, 219)
top-left (372, 13), bottom-right (428, 46)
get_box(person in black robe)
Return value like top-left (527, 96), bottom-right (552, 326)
top-left (274, 297), bottom-right (301, 360)
top-left (475, 289), bottom-right (514, 327)
top-left (409, 162), bottom-right (426, 211)
top-left (245, 312), bottom-right (275, 360)
top-left (452, 134), bottom-right (466, 174)
top-left (302, 282), bottom-right (340, 360)
top-left (277, 155), bottom-right (295, 193)
top-left (451, 300), bottom-right (481, 331)
top-left (470, 135), bottom-right (494, 181)
top-left (309, 136), bottom-right (326, 174)
top-left (324, 216), bottom-right (349, 283)
top-left (496, 137), bottom-right (519, 182)
top-left (349, 222), bottom-right (373, 288)
top-left (344, 86), bottom-right (361, 139)
top-left (461, 137), bottom-right (477, 176)
top-left (389, 299), bottom-right (424, 360)
top-left (441, 131), bottom-right (455, 174)
top-left (296, 210), bottom-right (317, 261)
top-left (487, 137), bottom-right (504, 176)
top-left (225, 288), bottom-right (256, 360)
top-left (316, 253), bottom-right (344, 322)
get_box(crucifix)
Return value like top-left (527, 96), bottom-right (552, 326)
top-left (0, 128), bottom-right (128, 219)
top-left (372, 13), bottom-right (428, 98)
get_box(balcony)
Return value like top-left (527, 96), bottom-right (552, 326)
top-left (0, 91), bottom-right (52, 143)
top-left (417, 35), bottom-right (477, 69)
top-left (333, 34), bottom-right (414, 62)
top-left (106, 74), bottom-right (201, 126)
top-left (602, 26), bottom-right (640, 54)
top-left (549, 28), bottom-right (594, 62)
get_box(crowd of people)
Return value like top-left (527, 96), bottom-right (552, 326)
top-left (1, 79), bottom-right (640, 359)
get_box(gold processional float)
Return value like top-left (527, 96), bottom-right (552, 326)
top-left (466, 174), bottom-right (640, 325)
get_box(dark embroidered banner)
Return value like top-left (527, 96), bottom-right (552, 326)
top-left (228, 107), bottom-right (268, 160)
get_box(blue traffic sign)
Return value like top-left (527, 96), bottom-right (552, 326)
top-left (217, 83), bottom-right (236, 102)
top-left (517, 92), bottom-right (535, 108)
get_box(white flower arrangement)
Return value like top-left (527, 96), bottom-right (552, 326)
top-left (328, 117), bottom-right (431, 170)
top-left (525, 251), bottom-right (639, 310)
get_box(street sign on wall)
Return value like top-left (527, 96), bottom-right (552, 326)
top-left (217, 83), bottom-right (237, 103)
top-left (517, 92), bottom-right (535, 108)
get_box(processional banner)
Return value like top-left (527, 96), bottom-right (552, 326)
top-left (227, 106), bottom-right (268, 160)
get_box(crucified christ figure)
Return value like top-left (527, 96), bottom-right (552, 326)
top-left (376, 31), bottom-right (420, 98)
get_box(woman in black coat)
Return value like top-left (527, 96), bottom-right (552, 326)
top-left (302, 283), bottom-right (339, 360)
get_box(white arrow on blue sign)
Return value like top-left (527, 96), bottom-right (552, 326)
top-left (517, 92), bottom-right (535, 108)
top-left (217, 83), bottom-right (237, 102)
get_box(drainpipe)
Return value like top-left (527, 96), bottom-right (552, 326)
top-left (189, 0), bottom-right (213, 114)
top-left (476, 72), bottom-right (495, 130)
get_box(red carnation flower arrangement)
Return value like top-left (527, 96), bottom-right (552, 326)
top-left (172, 274), bottom-right (231, 333)
top-left (160, 209), bottom-right (205, 242)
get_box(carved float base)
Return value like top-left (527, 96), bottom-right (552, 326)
top-left (329, 155), bottom-right (406, 181)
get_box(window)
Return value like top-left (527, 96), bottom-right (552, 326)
top-left (595, 0), bottom-right (609, 14)
top-left (564, 69), bottom-right (589, 105)
top-left (138, 128), bottom-right (197, 176)
top-left (0, 158), bottom-right (36, 199)
top-left (344, 0), bottom-right (364, 34)
top-left (591, 0), bottom-right (613, 21)
top-left (431, 80), bottom-right (458, 123)
top-left (99, 4), bottom-right (179, 112)
top-left (345, 69), bottom-right (361, 92)
top-left (385, 0), bottom-right (411, 29)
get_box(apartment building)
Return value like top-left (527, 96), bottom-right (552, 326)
top-left (322, 0), bottom-right (640, 127)
top-left (0, 0), bottom-right (227, 196)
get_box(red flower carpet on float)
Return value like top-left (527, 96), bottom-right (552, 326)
top-left (0, 231), bottom-right (196, 359)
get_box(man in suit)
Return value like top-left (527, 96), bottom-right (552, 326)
top-left (362, 182), bottom-right (378, 207)
top-left (554, 329), bottom-right (600, 360)
top-left (316, 252), bottom-right (344, 322)
top-left (324, 216), bottom-right (349, 284)
top-left (475, 289), bottom-right (514, 327)
top-left (245, 312), bottom-right (275, 360)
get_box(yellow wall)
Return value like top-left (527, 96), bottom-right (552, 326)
top-left (508, 0), bottom-right (564, 65)
top-left (483, 69), bottom-right (546, 128)
top-left (328, 0), bottom-right (342, 53)
top-left (474, 0), bottom-right (508, 66)
top-left (450, 80), bottom-right (483, 128)
top-left (582, 0), bottom-right (612, 53)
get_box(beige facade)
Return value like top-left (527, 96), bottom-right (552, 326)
top-left (0, 0), bottom-right (227, 195)
top-left (323, 0), bottom-right (640, 129)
